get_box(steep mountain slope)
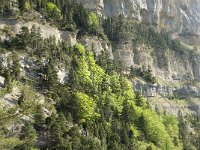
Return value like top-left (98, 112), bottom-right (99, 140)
top-left (78, 0), bottom-right (200, 46)
top-left (0, 0), bottom-right (200, 150)
top-left (75, 0), bottom-right (200, 115)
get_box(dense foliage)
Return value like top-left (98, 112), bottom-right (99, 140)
top-left (0, 0), bottom-right (199, 150)
top-left (130, 66), bottom-right (157, 84)
top-left (103, 15), bottom-right (188, 54)
top-left (1, 0), bottom-right (101, 35)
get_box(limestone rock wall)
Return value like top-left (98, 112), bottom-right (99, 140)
top-left (114, 41), bottom-right (200, 82)
top-left (78, 36), bottom-right (113, 59)
top-left (76, 0), bottom-right (104, 16)
top-left (0, 19), bottom-right (77, 45)
top-left (78, 0), bottom-right (200, 46)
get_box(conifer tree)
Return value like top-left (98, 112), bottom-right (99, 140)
top-left (18, 122), bottom-right (37, 149)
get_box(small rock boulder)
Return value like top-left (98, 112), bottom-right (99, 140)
top-left (0, 76), bottom-right (5, 88)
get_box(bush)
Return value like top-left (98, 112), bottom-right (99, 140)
top-left (47, 2), bottom-right (61, 20)
top-left (131, 66), bottom-right (157, 84)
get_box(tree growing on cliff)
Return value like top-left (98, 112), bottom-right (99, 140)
top-left (46, 2), bottom-right (61, 20)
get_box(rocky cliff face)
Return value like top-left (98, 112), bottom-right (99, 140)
top-left (116, 40), bottom-right (200, 96)
top-left (0, 18), bottom-right (112, 84)
top-left (0, 19), bottom-right (77, 45)
top-left (76, 0), bottom-right (200, 115)
top-left (77, 0), bottom-right (200, 46)
top-left (77, 0), bottom-right (200, 83)
top-left (1, 0), bottom-right (200, 116)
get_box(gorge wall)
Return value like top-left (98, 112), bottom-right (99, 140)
top-left (77, 0), bottom-right (200, 47)
top-left (1, 0), bottom-right (200, 115)
top-left (76, 0), bottom-right (200, 115)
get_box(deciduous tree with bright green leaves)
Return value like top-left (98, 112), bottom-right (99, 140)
top-left (75, 92), bottom-right (100, 121)
top-left (47, 2), bottom-right (61, 20)
top-left (87, 12), bottom-right (100, 32)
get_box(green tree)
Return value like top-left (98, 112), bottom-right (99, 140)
top-left (4, 69), bottom-right (12, 92)
top-left (178, 113), bottom-right (190, 149)
top-left (33, 105), bottom-right (46, 132)
top-left (42, 59), bottom-right (58, 90)
top-left (87, 12), bottom-right (100, 33)
top-left (17, 122), bottom-right (37, 149)
top-left (0, 0), bottom-right (10, 14)
top-left (47, 2), bottom-right (61, 20)
top-left (12, 54), bottom-right (21, 80)
top-left (122, 100), bottom-right (136, 123)
top-left (19, 0), bottom-right (32, 12)
top-left (49, 113), bottom-right (69, 149)
top-left (75, 92), bottom-right (99, 121)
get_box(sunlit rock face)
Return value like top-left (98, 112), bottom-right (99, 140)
top-left (76, 0), bottom-right (104, 16)
top-left (77, 0), bottom-right (200, 46)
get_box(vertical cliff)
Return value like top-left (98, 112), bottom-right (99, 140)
top-left (1, 1), bottom-right (200, 149)
top-left (75, 0), bottom-right (200, 115)
top-left (77, 0), bottom-right (200, 46)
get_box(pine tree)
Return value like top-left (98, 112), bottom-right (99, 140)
top-left (138, 113), bottom-right (146, 140)
top-left (178, 112), bottom-right (190, 149)
top-left (34, 105), bottom-right (46, 132)
top-left (18, 122), bottom-right (37, 149)
top-left (4, 69), bottom-right (12, 92)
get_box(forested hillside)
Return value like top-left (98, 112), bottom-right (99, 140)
top-left (0, 0), bottom-right (200, 150)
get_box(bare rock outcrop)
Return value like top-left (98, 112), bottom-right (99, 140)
top-left (78, 0), bottom-right (200, 47)
top-left (0, 19), bottom-right (76, 45)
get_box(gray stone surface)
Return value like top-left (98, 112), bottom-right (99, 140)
top-left (78, 0), bottom-right (200, 47)
top-left (0, 87), bottom-right (21, 108)
top-left (0, 19), bottom-right (77, 44)
top-left (0, 76), bottom-right (5, 88)
top-left (78, 36), bottom-right (113, 59)
top-left (113, 42), bottom-right (200, 83)
top-left (1, 1), bottom-right (200, 116)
